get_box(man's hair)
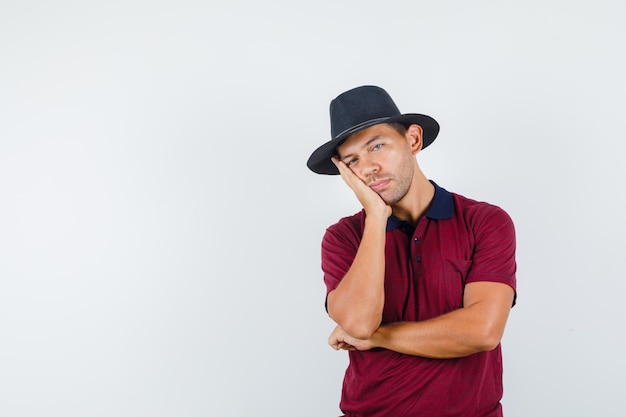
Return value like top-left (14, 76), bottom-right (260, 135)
top-left (387, 122), bottom-right (408, 136)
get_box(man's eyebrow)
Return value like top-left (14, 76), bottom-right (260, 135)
top-left (339, 136), bottom-right (383, 161)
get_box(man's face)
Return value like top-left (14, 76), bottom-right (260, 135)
top-left (336, 123), bottom-right (419, 206)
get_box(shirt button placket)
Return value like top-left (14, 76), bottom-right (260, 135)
top-left (413, 236), bottom-right (421, 263)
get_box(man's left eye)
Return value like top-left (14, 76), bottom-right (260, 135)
top-left (372, 144), bottom-right (383, 151)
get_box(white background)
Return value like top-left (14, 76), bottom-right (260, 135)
top-left (1, 1), bottom-right (625, 416)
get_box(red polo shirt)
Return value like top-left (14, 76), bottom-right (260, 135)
top-left (322, 182), bottom-right (516, 417)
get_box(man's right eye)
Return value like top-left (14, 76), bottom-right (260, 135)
top-left (347, 158), bottom-right (358, 166)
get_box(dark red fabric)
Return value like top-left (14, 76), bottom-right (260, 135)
top-left (322, 182), bottom-right (516, 417)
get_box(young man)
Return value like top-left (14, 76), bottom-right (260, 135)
top-left (307, 86), bottom-right (517, 417)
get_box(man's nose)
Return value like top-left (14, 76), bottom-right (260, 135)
top-left (358, 155), bottom-right (380, 178)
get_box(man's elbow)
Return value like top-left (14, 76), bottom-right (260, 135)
top-left (346, 323), bottom-right (378, 340)
top-left (337, 316), bottom-right (382, 340)
top-left (476, 337), bottom-right (501, 352)
top-left (328, 299), bottom-right (383, 340)
top-left (474, 325), bottom-right (505, 352)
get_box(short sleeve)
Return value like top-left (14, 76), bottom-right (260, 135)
top-left (320, 215), bottom-right (363, 297)
top-left (465, 205), bottom-right (517, 305)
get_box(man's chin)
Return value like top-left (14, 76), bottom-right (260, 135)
top-left (375, 191), bottom-right (391, 204)
top-left (380, 194), bottom-right (398, 206)
top-left (381, 190), bottom-right (409, 207)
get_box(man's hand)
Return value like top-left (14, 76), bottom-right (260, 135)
top-left (328, 324), bottom-right (377, 351)
top-left (332, 157), bottom-right (391, 222)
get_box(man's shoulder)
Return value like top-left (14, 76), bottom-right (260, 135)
top-left (326, 209), bottom-right (365, 232)
top-left (452, 191), bottom-right (502, 210)
top-left (322, 209), bottom-right (366, 245)
top-left (451, 191), bottom-right (514, 226)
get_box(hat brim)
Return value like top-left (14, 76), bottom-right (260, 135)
top-left (307, 114), bottom-right (439, 175)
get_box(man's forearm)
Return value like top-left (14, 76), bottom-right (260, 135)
top-left (372, 312), bottom-right (495, 359)
top-left (370, 283), bottom-right (515, 358)
top-left (327, 216), bottom-right (387, 339)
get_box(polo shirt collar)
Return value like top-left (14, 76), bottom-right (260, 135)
top-left (386, 180), bottom-right (453, 231)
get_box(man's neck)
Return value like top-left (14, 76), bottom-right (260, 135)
top-left (390, 176), bottom-right (435, 225)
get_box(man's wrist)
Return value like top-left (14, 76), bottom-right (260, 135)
top-left (364, 212), bottom-right (389, 228)
top-left (368, 325), bottom-right (387, 349)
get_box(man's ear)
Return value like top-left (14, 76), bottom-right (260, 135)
top-left (406, 124), bottom-right (424, 155)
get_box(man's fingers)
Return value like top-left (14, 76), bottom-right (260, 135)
top-left (331, 156), bottom-right (348, 173)
top-left (332, 341), bottom-right (355, 351)
top-left (332, 157), bottom-right (351, 177)
top-left (332, 157), bottom-right (362, 188)
top-left (329, 325), bottom-right (353, 351)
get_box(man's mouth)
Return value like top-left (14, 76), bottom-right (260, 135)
top-left (369, 179), bottom-right (391, 191)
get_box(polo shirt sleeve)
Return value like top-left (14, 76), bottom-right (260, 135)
top-left (320, 217), bottom-right (361, 298)
top-left (465, 204), bottom-right (517, 304)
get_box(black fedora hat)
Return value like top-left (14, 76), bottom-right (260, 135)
top-left (307, 85), bottom-right (439, 175)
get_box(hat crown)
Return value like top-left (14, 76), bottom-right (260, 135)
top-left (330, 86), bottom-right (401, 139)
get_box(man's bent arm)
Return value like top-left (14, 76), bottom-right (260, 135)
top-left (326, 157), bottom-right (390, 339)
top-left (327, 215), bottom-right (387, 339)
top-left (331, 281), bottom-right (515, 358)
